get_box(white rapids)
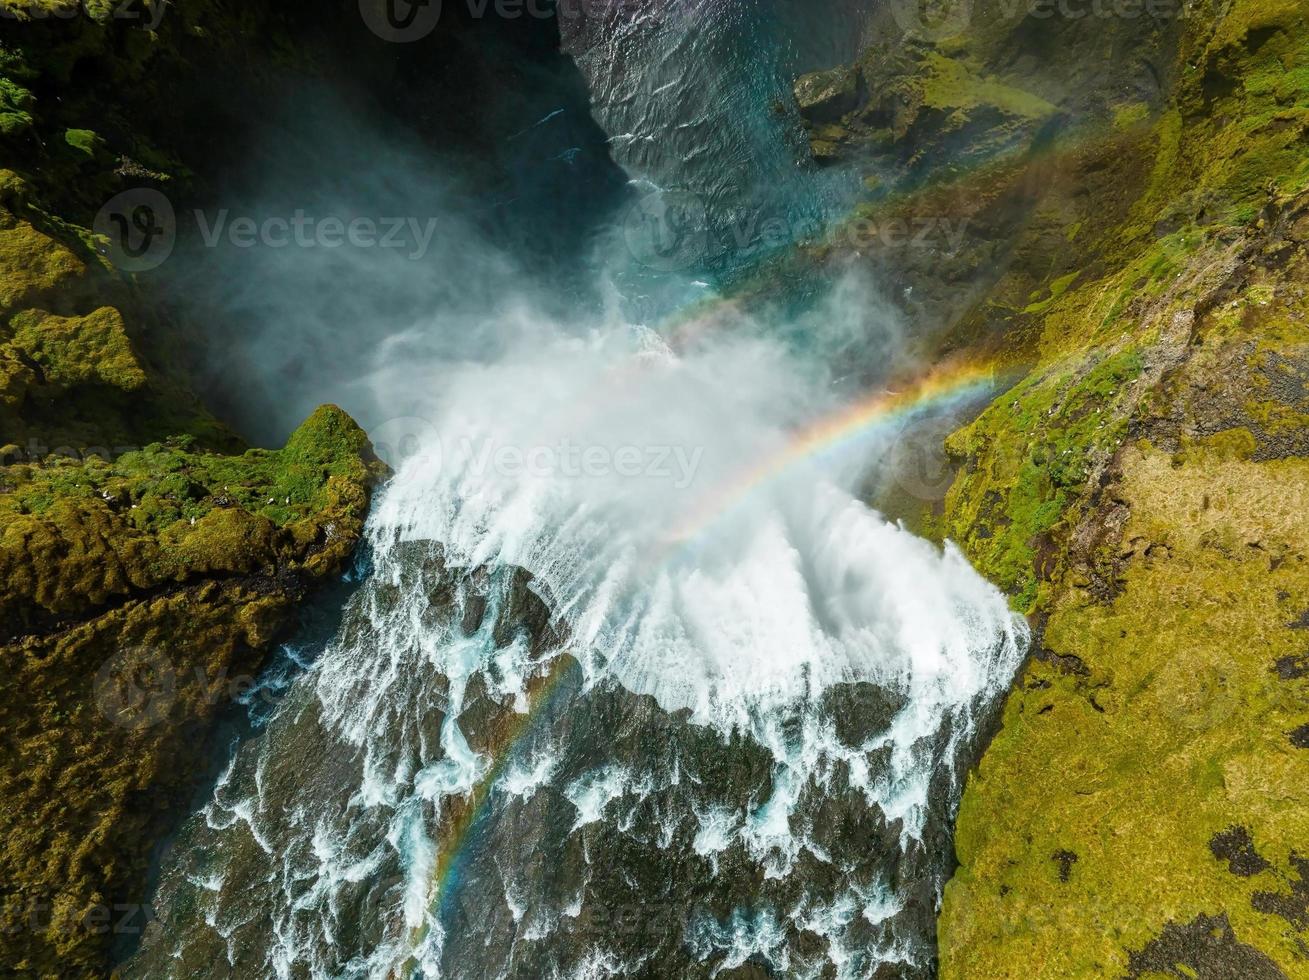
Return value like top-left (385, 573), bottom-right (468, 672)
top-left (237, 322), bottom-right (1027, 976)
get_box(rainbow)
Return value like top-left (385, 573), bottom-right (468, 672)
top-left (664, 358), bottom-right (1006, 549)
top-left (395, 360), bottom-right (1012, 973)
top-left (396, 654), bottom-right (581, 976)
top-left (390, 114), bottom-right (1083, 955)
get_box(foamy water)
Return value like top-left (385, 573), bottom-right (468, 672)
top-left (128, 317), bottom-right (1024, 979)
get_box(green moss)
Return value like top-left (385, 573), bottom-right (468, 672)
top-left (934, 3), bottom-right (1309, 966)
top-left (0, 208), bottom-right (86, 314)
top-left (1112, 101), bottom-right (1150, 130)
top-left (0, 405), bottom-right (383, 638)
top-left (0, 76), bottom-right (33, 137)
top-left (1021, 272), bottom-right (1079, 315)
top-left (921, 52), bottom-right (1057, 120)
top-left (0, 408), bottom-right (383, 971)
top-left (0, 8), bottom-right (403, 974)
top-left (60, 127), bottom-right (102, 158)
top-left (944, 349), bottom-right (1143, 609)
top-left (8, 307), bottom-right (148, 392)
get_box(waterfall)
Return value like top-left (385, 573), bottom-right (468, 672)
top-left (128, 323), bottom-right (1025, 978)
top-left (127, 3), bottom-right (1028, 976)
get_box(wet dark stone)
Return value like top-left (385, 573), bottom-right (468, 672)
top-left (793, 65), bottom-right (863, 123)
top-left (1274, 654), bottom-right (1309, 680)
top-left (460, 592), bottom-right (488, 635)
top-left (800, 763), bottom-right (894, 862)
top-left (457, 672), bottom-right (515, 756)
top-left (1033, 643), bottom-right (1090, 677)
top-left (132, 547), bottom-right (978, 980)
top-left (1052, 849), bottom-right (1078, 883)
top-left (822, 682), bottom-right (910, 749)
top-left (718, 957), bottom-right (776, 979)
top-left (1251, 855), bottom-right (1309, 931)
top-left (492, 567), bottom-right (559, 652)
top-left (1210, 826), bottom-right (1272, 878)
top-left (1125, 913), bottom-right (1287, 979)
top-left (1288, 724), bottom-right (1309, 749)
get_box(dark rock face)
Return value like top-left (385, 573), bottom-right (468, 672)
top-left (125, 537), bottom-right (1012, 978)
top-left (437, 680), bottom-right (945, 978)
top-left (1210, 827), bottom-right (1272, 879)
top-left (1251, 856), bottom-right (1309, 933)
top-left (794, 66), bottom-right (865, 123)
top-left (1289, 725), bottom-right (1309, 750)
top-left (1274, 654), bottom-right (1309, 680)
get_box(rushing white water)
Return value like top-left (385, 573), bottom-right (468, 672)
top-left (130, 306), bottom-right (1025, 979)
top-left (370, 320), bottom-right (1023, 755)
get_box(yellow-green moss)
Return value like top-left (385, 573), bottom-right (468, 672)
top-left (9, 306), bottom-right (147, 391)
top-left (944, 348), bottom-right (1143, 609)
top-left (922, 1), bottom-right (1309, 974)
top-left (942, 440), bottom-right (1309, 977)
top-left (921, 51), bottom-right (1057, 121)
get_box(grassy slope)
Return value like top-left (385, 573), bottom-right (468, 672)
top-left (797, 0), bottom-right (1309, 974)
top-left (924, 1), bottom-right (1309, 975)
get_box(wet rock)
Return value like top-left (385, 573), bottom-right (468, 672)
top-left (1209, 826), bottom-right (1272, 877)
top-left (822, 682), bottom-right (910, 748)
top-left (1273, 654), bottom-right (1309, 680)
top-left (1125, 913), bottom-right (1288, 980)
top-left (1051, 849), bottom-right (1078, 883)
top-left (793, 66), bottom-right (863, 123)
top-left (492, 567), bottom-right (560, 653)
top-left (1251, 855), bottom-right (1309, 931)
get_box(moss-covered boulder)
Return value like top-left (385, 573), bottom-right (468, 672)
top-left (0, 405), bottom-right (385, 973)
top-left (0, 10), bottom-right (399, 975)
